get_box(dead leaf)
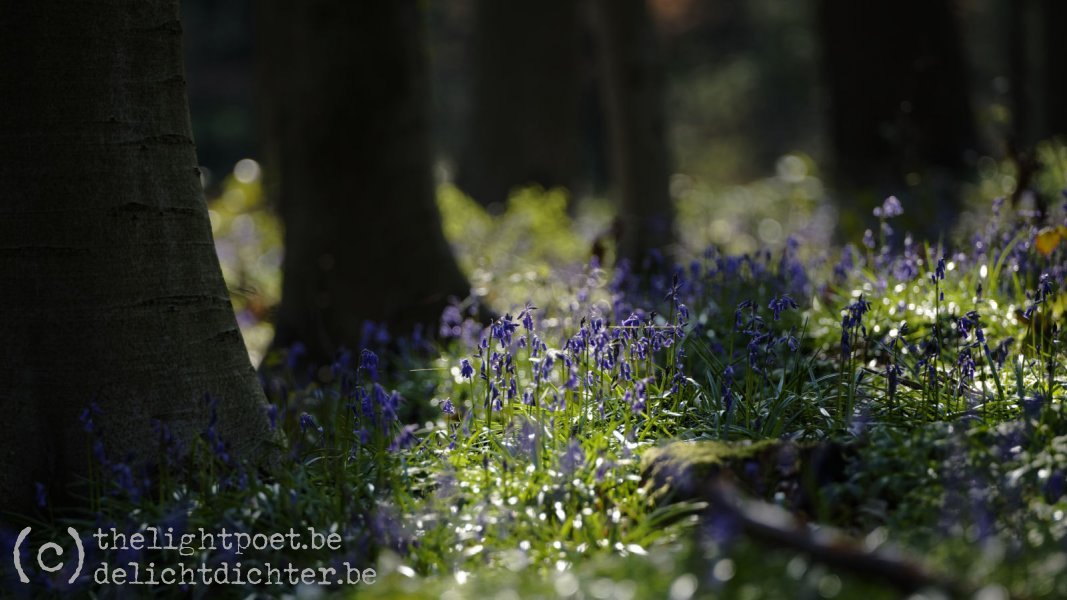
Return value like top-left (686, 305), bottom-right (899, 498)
top-left (1035, 226), bottom-right (1067, 256)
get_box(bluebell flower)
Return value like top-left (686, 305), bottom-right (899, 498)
top-left (734, 299), bottom-right (754, 330)
top-left (873, 195), bottom-right (904, 218)
top-left (297, 413), bottom-right (324, 447)
top-left (440, 305), bottom-right (464, 338)
top-left (677, 304), bottom-right (690, 324)
top-left (632, 338), bottom-right (649, 360)
top-left (372, 383), bottom-right (389, 410)
top-left (958, 349), bottom-right (976, 382)
top-left (509, 419), bottom-right (535, 457)
top-left (893, 248), bottom-right (919, 281)
top-left (862, 229), bottom-right (876, 250)
top-left (882, 211), bottom-right (899, 237)
top-left (353, 388), bottom-right (372, 420)
top-left (595, 457), bottom-right (613, 483)
top-left (79, 402), bottom-right (102, 434)
top-left (886, 362), bottom-right (902, 399)
top-left (779, 236), bottom-right (809, 294)
top-left (200, 394), bottom-right (232, 463)
top-left (383, 391), bottom-right (402, 422)
top-left (784, 334), bottom-right (799, 352)
top-left (768, 294), bottom-right (798, 321)
top-left (492, 314), bottom-right (519, 347)
top-left (559, 439), bottom-right (586, 475)
top-left (333, 348), bottom-right (353, 373)
top-left (1024, 303), bottom-right (1037, 320)
top-left (1038, 272), bottom-right (1054, 301)
top-left (354, 427), bottom-right (370, 446)
top-left (541, 353), bottom-right (555, 376)
top-left (362, 320), bottom-right (391, 348)
top-left (835, 244), bottom-right (857, 282)
top-left (721, 366), bottom-right (735, 413)
top-left (360, 349), bottom-right (379, 381)
top-left (630, 384), bottom-right (646, 415)
top-left (388, 425), bottom-right (419, 452)
top-left (844, 296), bottom-right (872, 327)
top-left (563, 368), bottom-right (579, 390)
top-left (460, 358), bottom-right (474, 379)
top-left (286, 342), bottom-right (306, 370)
top-left (957, 310), bottom-right (980, 339)
top-left (663, 273), bottom-right (682, 303)
top-left (934, 256), bottom-right (946, 282)
top-left (518, 303), bottom-right (537, 331)
top-left (111, 463), bottom-right (140, 500)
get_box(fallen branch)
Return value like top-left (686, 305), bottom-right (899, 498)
top-left (697, 478), bottom-right (1000, 598)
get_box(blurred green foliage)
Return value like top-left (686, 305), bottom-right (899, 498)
top-left (437, 183), bottom-right (591, 277)
top-left (206, 159), bottom-right (282, 364)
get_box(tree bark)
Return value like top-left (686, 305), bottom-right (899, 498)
top-left (455, 0), bottom-right (586, 210)
top-left (258, 0), bottom-right (472, 361)
top-left (818, 0), bottom-right (976, 231)
top-left (591, 0), bottom-right (676, 265)
top-left (0, 0), bottom-right (280, 514)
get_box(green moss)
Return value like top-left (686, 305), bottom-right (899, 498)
top-left (643, 439), bottom-right (778, 473)
top-left (641, 439), bottom-right (781, 496)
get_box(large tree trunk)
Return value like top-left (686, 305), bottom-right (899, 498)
top-left (591, 0), bottom-right (676, 265)
top-left (818, 0), bottom-right (976, 233)
top-left (259, 1), bottom-right (471, 361)
top-left (0, 0), bottom-right (280, 514)
top-left (455, 0), bottom-right (586, 209)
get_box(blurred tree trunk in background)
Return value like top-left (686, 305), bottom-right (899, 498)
top-left (180, 0), bottom-right (256, 180)
top-left (258, 0), bottom-right (471, 361)
top-left (1007, 0), bottom-right (1032, 148)
top-left (592, 0), bottom-right (676, 264)
top-left (818, 0), bottom-right (976, 235)
top-left (456, 0), bottom-right (585, 210)
top-left (1043, 0), bottom-right (1067, 139)
top-left (0, 0), bottom-right (279, 514)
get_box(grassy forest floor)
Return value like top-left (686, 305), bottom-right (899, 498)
top-left (11, 146), bottom-right (1067, 599)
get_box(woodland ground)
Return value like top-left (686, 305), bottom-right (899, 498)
top-left (7, 145), bottom-right (1067, 599)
